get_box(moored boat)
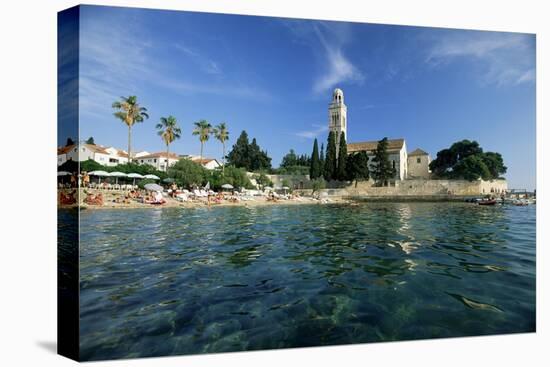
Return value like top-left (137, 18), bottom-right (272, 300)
top-left (478, 199), bottom-right (497, 206)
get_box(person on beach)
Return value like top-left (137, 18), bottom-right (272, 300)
top-left (84, 192), bottom-right (103, 206)
top-left (82, 172), bottom-right (90, 188)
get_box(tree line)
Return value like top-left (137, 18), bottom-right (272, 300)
top-left (307, 132), bottom-right (397, 187)
top-left (429, 139), bottom-right (506, 181)
top-left (109, 95), bottom-right (230, 172)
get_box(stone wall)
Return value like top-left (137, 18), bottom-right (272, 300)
top-left (346, 178), bottom-right (507, 196)
top-left (266, 174), bottom-right (311, 189)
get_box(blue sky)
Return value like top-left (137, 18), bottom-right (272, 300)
top-left (71, 5), bottom-right (536, 189)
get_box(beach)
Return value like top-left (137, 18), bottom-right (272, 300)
top-left (58, 188), bottom-right (349, 210)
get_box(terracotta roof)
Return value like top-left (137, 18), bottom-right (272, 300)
top-left (408, 148), bottom-right (429, 157)
top-left (138, 152), bottom-right (180, 159)
top-left (114, 149), bottom-right (129, 158)
top-left (83, 143), bottom-right (110, 154)
top-left (57, 144), bottom-right (76, 155)
top-left (190, 157), bottom-right (218, 165)
top-left (347, 138), bottom-right (405, 153)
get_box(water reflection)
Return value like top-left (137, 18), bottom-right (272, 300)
top-left (76, 202), bottom-right (536, 360)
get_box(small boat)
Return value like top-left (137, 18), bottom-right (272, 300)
top-left (478, 199), bottom-right (497, 206)
top-left (513, 200), bottom-right (529, 206)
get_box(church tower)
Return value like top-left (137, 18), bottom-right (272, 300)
top-left (328, 88), bottom-right (347, 155)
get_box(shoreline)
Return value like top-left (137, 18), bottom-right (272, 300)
top-left (58, 192), bottom-right (495, 211)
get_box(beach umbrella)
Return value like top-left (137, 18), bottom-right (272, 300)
top-left (144, 183), bottom-right (164, 192)
top-left (162, 177), bottom-right (175, 183)
top-left (282, 186), bottom-right (290, 194)
top-left (264, 186), bottom-right (273, 191)
top-left (221, 183), bottom-right (233, 190)
top-left (89, 170), bottom-right (109, 176)
top-left (127, 173), bottom-right (144, 186)
top-left (57, 171), bottom-right (71, 185)
top-left (109, 171), bottom-right (127, 185)
top-left (144, 174), bottom-right (160, 180)
top-left (88, 170), bottom-right (109, 184)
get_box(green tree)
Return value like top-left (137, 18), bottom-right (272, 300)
top-left (324, 131), bottom-right (337, 181)
top-left (430, 140), bottom-right (506, 180)
top-left (346, 151), bottom-right (370, 187)
top-left (429, 148), bottom-right (456, 177)
top-left (79, 159), bottom-right (104, 173)
top-left (319, 143), bottom-right (325, 176)
top-left (253, 172), bottom-right (273, 189)
top-left (226, 131), bottom-right (271, 171)
top-left (168, 158), bottom-right (207, 188)
top-left (213, 122), bottom-right (229, 175)
top-left (311, 178), bottom-right (326, 194)
top-left (156, 116), bottom-right (182, 169)
top-left (336, 133), bottom-right (348, 181)
top-left (256, 149), bottom-right (272, 171)
top-left (309, 138), bottom-right (321, 179)
top-left (281, 149), bottom-right (298, 168)
top-left (452, 155), bottom-right (491, 181)
top-left (227, 130), bottom-right (251, 169)
top-left (450, 139), bottom-right (483, 160)
top-left (481, 152), bottom-right (507, 178)
top-left (85, 136), bottom-right (95, 145)
top-left (192, 119), bottom-right (213, 161)
top-left (210, 165), bottom-right (253, 190)
top-left (371, 137), bottom-right (395, 186)
top-left (112, 96), bottom-right (149, 161)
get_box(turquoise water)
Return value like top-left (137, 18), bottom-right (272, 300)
top-left (73, 203), bottom-right (535, 360)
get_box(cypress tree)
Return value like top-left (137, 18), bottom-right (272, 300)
top-left (310, 138), bottom-right (320, 179)
top-left (336, 133), bottom-right (347, 180)
top-left (346, 151), bottom-right (370, 187)
top-left (227, 130), bottom-right (250, 169)
top-left (324, 131), bottom-right (337, 181)
top-left (371, 137), bottom-right (394, 186)
top-left (319, 143), bottom-right (325, 177)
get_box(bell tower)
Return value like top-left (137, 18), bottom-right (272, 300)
top-left (328, 88), bottom-right (347, 155)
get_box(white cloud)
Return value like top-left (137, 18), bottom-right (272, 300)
top-left (312, 23), bottom-right (365, 94)
top-left (283, 20), bottom-right (364, 95)
top-left (294, 124), bottom-right (328, 139)
top-left (78, 12), bottom-right (271, 120)
top-left (426, 32), bottom-right (535, 86)
top-left (175, 43), bottom-right (222, 75)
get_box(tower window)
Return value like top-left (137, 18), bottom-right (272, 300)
top-left (417, 157), bottom-right (421, 163)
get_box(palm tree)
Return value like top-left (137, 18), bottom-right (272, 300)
top-left (192, 119), bottom-right (213, 162)
top-left (156, 116), bottom-right (182, 171)
top-left (214, 122), bottom-right (229, 174)
top-left (112, 96), bottom-right (149, 162)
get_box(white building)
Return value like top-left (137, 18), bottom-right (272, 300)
top-left (136, 152), bottom-right (180, 172)
top-left (190, 157), bottom-right (222, 170)
top-left (327, 88), bottom-right (430, 181)
top-left (328, 88), bottom-right (347, 156)
top-left (57, 143), bottom-right (129, 167)
top-left (347, 139), bottom-right (408, 180)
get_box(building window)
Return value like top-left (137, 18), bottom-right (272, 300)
top-left (417, 157), bottom-right (421, 163)
top-left (392, 160), bottom-right (396, 170)
top-left (154, 159), bottom-right (157, 163)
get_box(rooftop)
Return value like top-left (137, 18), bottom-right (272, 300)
top-left (347, 138), bottom-right (405, 153)
top-left (408, 148), bottom-right (429, 157)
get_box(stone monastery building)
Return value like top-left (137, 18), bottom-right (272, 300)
top-left (328, 88), bottom-right (431, 180)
